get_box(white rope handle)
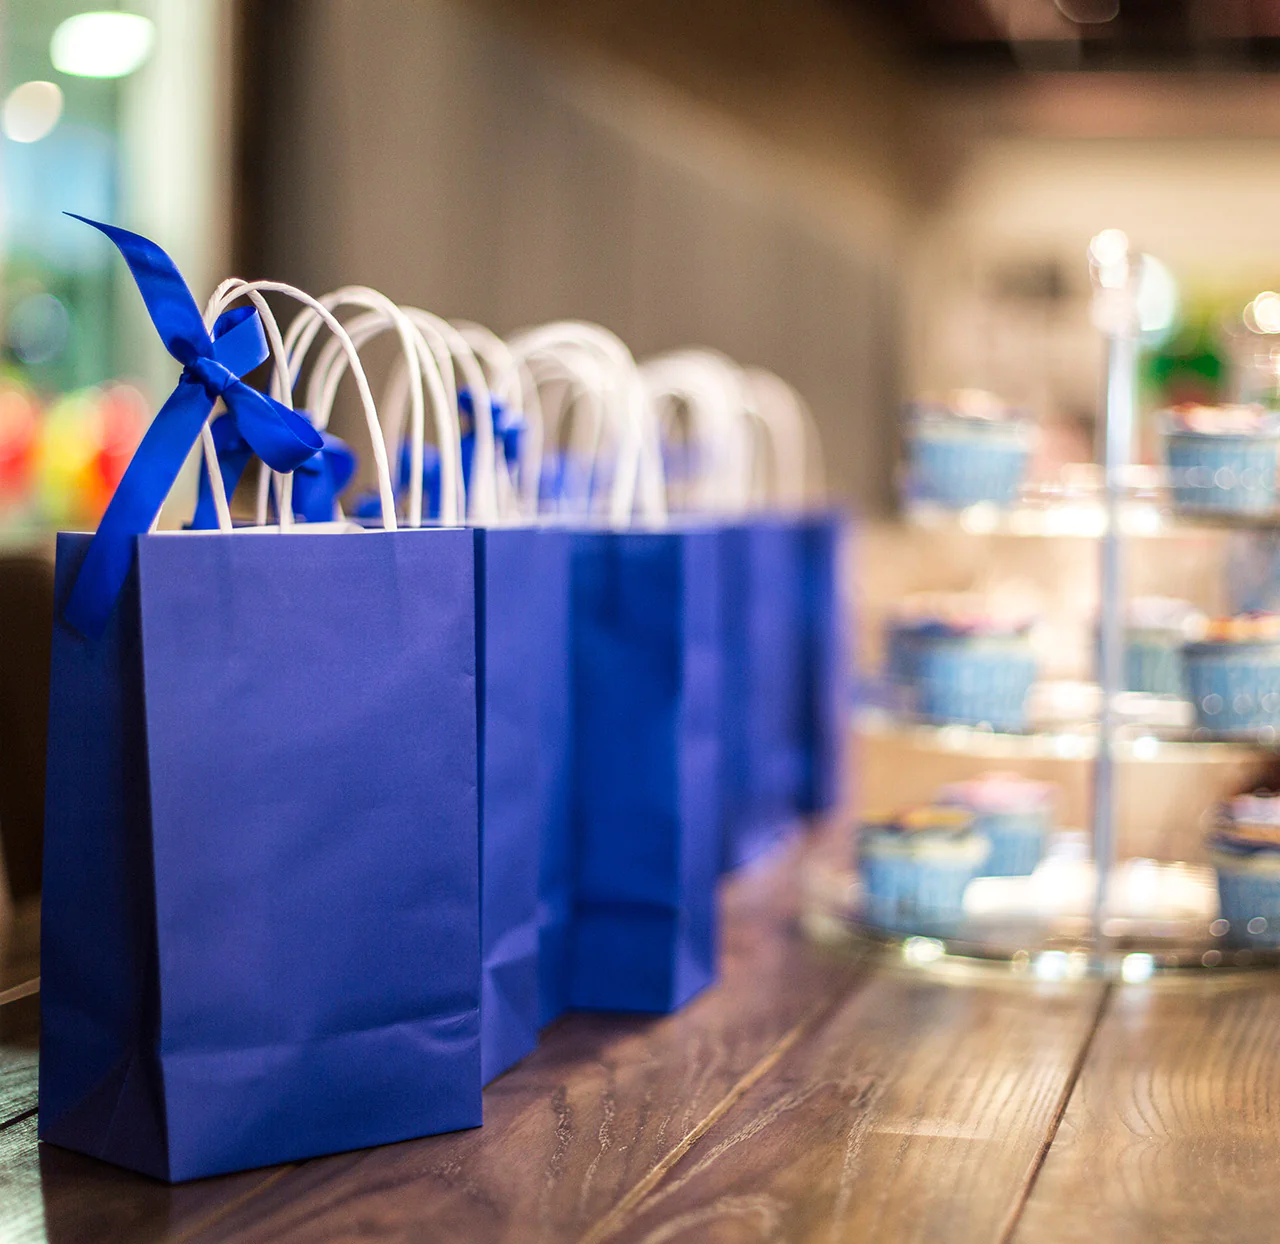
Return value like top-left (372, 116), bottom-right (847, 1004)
top-left (281, 288), bottom-right (458, 527)
top-left (295, 305), bottom-right (465, 527)
top-left (402, 309), bottom-right (501, 525)
top-left (742, 366), bottom-right (818, 509)
top-left (508, 322), bottom-right (665, 527)
top-left (519, 347), bottom-right (612, 518)
top-left (453, 319), bottom-right (545, 519)
top-left (640, 352), bottom-right (752, 515)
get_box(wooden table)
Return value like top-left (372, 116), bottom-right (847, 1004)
top-left (2, 833), bottom-right (1278, 1243)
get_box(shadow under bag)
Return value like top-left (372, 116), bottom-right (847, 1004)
top-left (40, 529), bottom-right (482, 1181)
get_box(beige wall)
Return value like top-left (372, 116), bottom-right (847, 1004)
top-left (248, 0), bottom-right (918, 509)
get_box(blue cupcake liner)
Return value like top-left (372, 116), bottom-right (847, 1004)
top-left (859, 852), bottom-right (979, 934)
top-left (911, 639), bottom-right (1036, 733)
top-left (1165, 432), bottom-right (1278, 515)
top-left (1216, 867), bottom-right (1280, 947)
top-left (1124, 638), bottom-right (1187, 698)
top-left (905, 433), bottom-right (1029, 510)
top-left (1184, 644), bottom-right (1280, 736)
top-left (969, 811), bottom-right (1048, 877)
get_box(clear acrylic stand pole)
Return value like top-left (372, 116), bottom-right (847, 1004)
top-left (1090, 233), bottom-right (1141, 956)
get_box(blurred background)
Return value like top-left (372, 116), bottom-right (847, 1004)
top-left (10, 0), bottom-right (1280, 947)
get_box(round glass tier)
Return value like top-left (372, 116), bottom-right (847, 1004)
top-left (802, 831), bottom-right (1280, 976)
top-left (855, 703), bottom-right (1280, 762)
top-left (904, 498), bottom-right (1280, 539)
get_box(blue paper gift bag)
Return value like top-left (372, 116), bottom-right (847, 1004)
top-left (476, 524), bottom-right (574, 1074)
top-left (798, 511), bottom-right (849, 814)
top-left (567, 525), bottom-right (722, 1014)
top-left (718, 517), bottom-right (811, 871)
top-left (40, 528), bottom-right (482, 1181)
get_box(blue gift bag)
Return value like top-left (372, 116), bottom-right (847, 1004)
top-left (719, 517), bottom-right (810, 870)
top-left (797, 511), bottom-right (849, 814)
top-left (567, 526), bottom-right (722, 1013)
top-left (39, 217), bottom-right (482, 1181)
top-left (475, 525), bottom-right (574, 1073)
top-left (41, 528), bottom-right (482, 1181)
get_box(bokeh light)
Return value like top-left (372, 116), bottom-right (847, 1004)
top-left (2, 81), bottom-right (63, 143)
top-left (50, 12), bottom-right (155, 79)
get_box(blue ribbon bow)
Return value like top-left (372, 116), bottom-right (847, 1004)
top-left (62, 214), bottom-right (324, 638)
top-left (191, 416), bottom-right (355, 528)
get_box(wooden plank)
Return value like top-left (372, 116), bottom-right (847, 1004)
top-left (0, 1113), bottom-right (287, 1244)
top-left (592, 964), bottom-right (1106, 1244)
top-left (165, 835), bottom-right (870, 1244)
top-left (1012, 974), bottom-right (1280, 1244)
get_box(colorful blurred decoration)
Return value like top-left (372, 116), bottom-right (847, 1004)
top-left (0, 377), bottom-right (144, 529)
top-left (1143, 308), bottom-right (1226, 409)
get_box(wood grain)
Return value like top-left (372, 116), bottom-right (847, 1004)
top-left (170, 835), bottom-right (870, 1244)
top-left (592, 965), bottom-right (1106, 1244)
top-left (0, 979), bottom-right (39, 1131)
top-left (1012, 974), bottom-right (1280, 1244)
top-left (0, 1113), bottom-right (288, 1244)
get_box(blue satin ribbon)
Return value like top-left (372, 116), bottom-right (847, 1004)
top-left (191, 416), bottom-right (355, 528)
top-left (458, 389), bottom-right (524, 468)
top-left (353, 442), bottom-right (443, 523)
top-left (62, 214), bottom-right (324, 638)
top-left (291, 430), bottom-right (356, 523)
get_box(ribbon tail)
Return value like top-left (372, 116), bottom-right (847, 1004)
top-left (289, 469), bottom-right (327, 524)
top-left (63, 382), bottom-right (214, 638)
top-left (224, 384), bottom-right (322, 473)
top-left (65, 214), bottom-right (209, 364)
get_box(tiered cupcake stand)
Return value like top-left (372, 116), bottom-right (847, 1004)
top-left (807, 233), bottom-right (1280, 977)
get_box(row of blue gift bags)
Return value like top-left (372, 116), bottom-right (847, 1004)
top-left (639, 350), bottom-right (848, 873)
top-left (508, 325), bottom-right (722, 1014)
top-left (41, 223), bottom-right (484, 1181)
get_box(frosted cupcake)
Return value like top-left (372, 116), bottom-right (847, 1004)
top-left (938, 772), bottom-right (1055, 877)
top-left (903, 390), bottom-right (1034, 510)
top-left (1124, 596), bottom-right (1206, 699)
top-left (886, 595), bottom-right (1038, 733)
top-left (858, 805), bottom-right (988, 934)
top-left (1184, 613), bottom-right (1280, 738)
top-left (1163, 404), bottom-right (1280, 516)
top-left (1210, 792), bottom-right (1280, 947)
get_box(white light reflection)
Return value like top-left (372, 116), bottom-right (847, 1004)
top-left (1136, 255), bottom-right (1178, 345)
top-left (51, 12), bottom-right (155, 79)
top-left (1131, 735), bottom-right (1159, 761)
top-left (902, 936), bottom-right (945, 967)
top-left (1089, 228), bottom-right (1130, 289)
top-left (1121, 953), bottom-right (1155, 983)
top-left (1249, 291), bottom-right (1280, 335)
top-left (1034, 950), bottom-right (1069, 981)
top-left (2, 80), bottom-right (63, 143)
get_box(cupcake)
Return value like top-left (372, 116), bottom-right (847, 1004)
top-left (886, 594), bottom-right (1038, 733)
top-left (1124, 596), bottom-right (1206, 698)
top-left (903, 390), bottom-right (1034, 511)
top-left (1184, 613), bottom-right (1280, 738)
top-left (1210, 792), bottom-right (1280, 947)
top-left (858, 805), bottom-right (988, 933)
top-left (938, 772), bottom-right (1055, 877)
top-left (1163, 404), bottom-right (1280, 516)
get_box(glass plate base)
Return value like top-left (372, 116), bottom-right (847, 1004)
top-left (802, 838), bottom-right (1280, 978)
